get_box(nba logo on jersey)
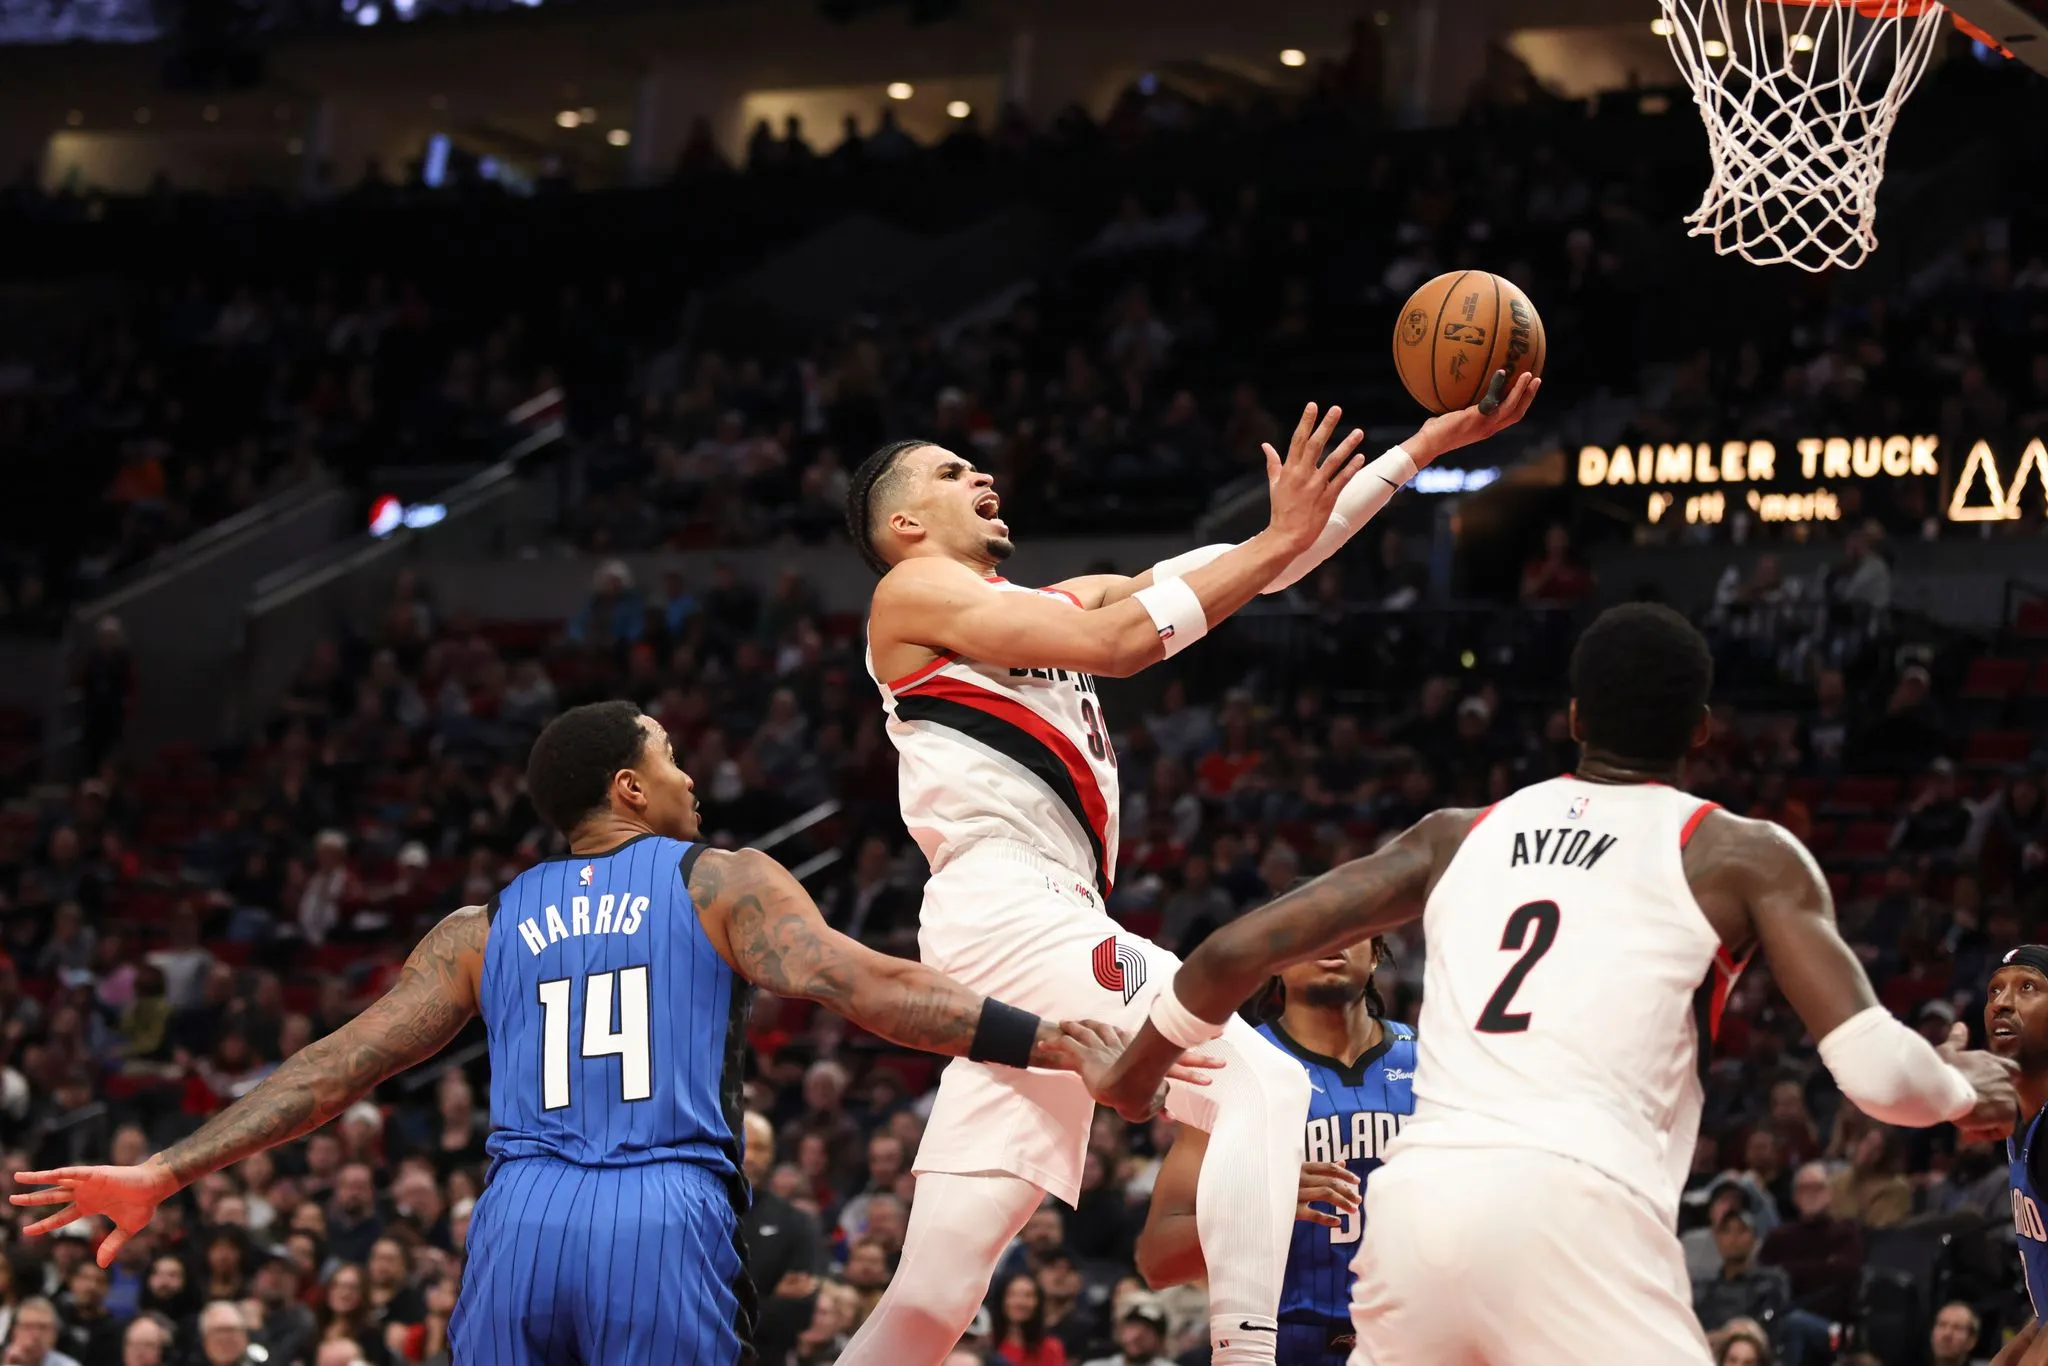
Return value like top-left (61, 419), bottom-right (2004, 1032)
top-left (1567, 796), bottom-right (1591, 820)
top-left (1092, 936), bottom-right (1147, 1004)
top-left (579, 863), bottom-right (594, 886)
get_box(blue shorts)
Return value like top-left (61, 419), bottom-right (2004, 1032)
top-left (451, 1156), bottom-right (753, 1365)
top-left (1278, 1316), bottom-right (1353, 1366)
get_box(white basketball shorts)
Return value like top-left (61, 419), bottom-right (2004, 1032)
top-left (909, 838), bottom-right (1268, 1206)
top-left (1348, 1145), bottom-right (1711, 1366)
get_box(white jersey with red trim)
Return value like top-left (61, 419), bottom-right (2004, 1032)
top-left (869, 578), bottom-right (1121, 892)
top-left (1390, 776), bottom-right (1744, 1225)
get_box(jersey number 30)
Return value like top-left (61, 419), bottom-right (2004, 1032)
top-left (1475, 900), bottom-right (1560, 1034)
top-left (538, 967), bottom-right (654, 1110)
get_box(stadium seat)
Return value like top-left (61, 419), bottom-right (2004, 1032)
top-left (1962, 657), bottom-right (2029, 698)
top-left (2017, 599), bottom-right (2048, 639)
top-left (1824, 777), bottom-right (1901, 815)
top-left (1964, 731), bottom-right (2034, 767)
top-left (1839, 820), bottom-right (1894, 859)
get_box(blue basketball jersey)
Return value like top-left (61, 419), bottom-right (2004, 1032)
top-left (2010, 1103), bottom-right (2048, 1315)
top-left (479, 835), bottom-right (749, 1177)
top-left (1259, 1019), bottom-right (1417, 1325)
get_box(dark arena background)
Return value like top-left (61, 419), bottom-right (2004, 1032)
top-left (0, 0), bottom-right (2045, 1360)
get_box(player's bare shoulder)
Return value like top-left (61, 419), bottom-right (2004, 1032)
top-left (868, 557), bottom-right (987, 666)
top-left (1681, 806), bottom-right (1829, 949)
top-left (1409, 805), bottom-right (1490, 896)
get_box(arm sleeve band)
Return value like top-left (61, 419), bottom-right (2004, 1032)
top-left (1816, 1004), bottom-right (1976, 1126)
top-left (1133, 578), bottom-right (1208, 659)
top-left (1149, 982), bottom-right (1228, 1049)
top-left (968, 998), bottom-right (1043, 1069)
top-left (1265, 446), bottom-right (1419, 593)
top-left (1146, 447), bottom-right (1419, 597)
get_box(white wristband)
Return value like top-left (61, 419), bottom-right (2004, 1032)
top-left (1133, 578), bottom-right (1208, 658)
top-left (1816, 1004), bottom-right (1977, 1126)
top-left (1149, 984), bottom-right (1227, 1049)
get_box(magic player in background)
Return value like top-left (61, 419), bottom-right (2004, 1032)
top-left (1984, 948), bottom-right (2048, 1366)
top-left (839, 373), bottom-right (1537, 1366)
top-left (1137, 938), bottom-right (1411, 1366)
top-left (9, 701), bottom-right (1202, 1366)
top-left (1098, 603), bottom-right (2019, 1366)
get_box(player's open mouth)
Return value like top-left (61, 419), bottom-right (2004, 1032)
top-left (974, 493), bottom-right (1007, 534)
top-left (1315, 956), bottom-right (1349, 971)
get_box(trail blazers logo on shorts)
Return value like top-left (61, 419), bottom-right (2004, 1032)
top-left (1092, 936), bottom-right (1147, 1004)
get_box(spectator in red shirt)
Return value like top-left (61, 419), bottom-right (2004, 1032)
top-left (1519, 523), bottom-right (1596, 607)
top-left (992, 1272), bottom-right (1068, 1366)
top-left (1195, 707), bottom-right (1262, 801)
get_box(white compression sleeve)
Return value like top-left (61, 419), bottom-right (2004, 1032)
top-left (1816, 1004), bottom-right (1976, 1126)
top-left (1147, 447), bottom-right (1419, 596)
top-left (1265, 446), bottom-right (1418, 593)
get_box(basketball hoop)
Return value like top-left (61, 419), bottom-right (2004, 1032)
top-left (1657, 0), bottom-right (1953, 271)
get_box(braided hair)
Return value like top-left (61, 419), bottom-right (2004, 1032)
top-left (1247, 937), bottom-right (1394, 1023)
top-left (844, 439), bottom-right (932, 576)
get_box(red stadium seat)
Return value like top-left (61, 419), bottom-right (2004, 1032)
top-left (2017, 599), bottom-right (2048, 638)
top-left (1965, 731), bottom-right (2034, 767)
top-left (1962, 657), bottom-right (2029, 698)
top-left (1839, 820), bottom-right (1894, 858)
top-left (2032, 661), bottom-right (2048, 697)
top-left (1825, 777), bottom-right (1900, 814)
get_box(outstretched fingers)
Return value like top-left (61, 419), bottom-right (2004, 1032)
top-left (10, 1187), bottom-right (76, 1208)
top-left (21, 1205), bottom-right (82, 1239)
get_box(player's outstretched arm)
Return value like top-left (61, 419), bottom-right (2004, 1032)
top-left (1095, 811), bottom-right (1468, 1118)
top-left (873, 404), bottom-right (1367, 677)
top-left (1060, 370), bottom-right (1543, 610)
top-left (690, 848), bottom-right (1210, 1116)
top-left (1134, 1125), bottom-right (1209, 1288)
top-left (1134, 1126), bottom-right (1360, 1289)
top-left (11, 905), bottom-right (487, 1267)
top-left (1702, 813), bottom-right (2016, 1133)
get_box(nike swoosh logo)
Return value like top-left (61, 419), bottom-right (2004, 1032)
top-left (1308, 1081), bottom-right (1324, 1093)
top-left (1375, 475), bottom-right (1400, 488)
top-left (1237, 1322), bottom-right (1277, 1333)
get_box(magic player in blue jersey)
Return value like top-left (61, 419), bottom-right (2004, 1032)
top-left (1986, 946), bottom-right (2048, 1365)
top-left (1137, 937), bottom-right (1411, 1366)
top-left (9, 701), bottom-right (1204, 1365)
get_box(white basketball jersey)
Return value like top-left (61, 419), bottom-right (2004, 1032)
top-left (868, 577), bottom-right (1122, 891)
top-left (1391, 776), bottom-right (1746, 1226)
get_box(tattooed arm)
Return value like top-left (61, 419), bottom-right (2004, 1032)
top-left (691, 847), bottom-right (1077, 1063)
top-left (1094, 809), bottom-right (1474, 1116)
top-left (11, 906), bottom-right (486, 1267)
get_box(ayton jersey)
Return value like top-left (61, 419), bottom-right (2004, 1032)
top-left (479, 834), bottom-right (749, 1178)
top-left (1391, 776), bottom-right (1748, 1226)
top-left (870, 576), bottom-right (1121, 891)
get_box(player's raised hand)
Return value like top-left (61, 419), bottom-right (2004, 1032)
top-left (1261, 403), bottom-right (1369, 556)
top-left (1055, 1020), bottom-right (1221, 1123)
top-left (1404, 370), bottom-right (1541, 469)
top-left (1294, 1161), bottom-right (1362, 1229)
top-left (11, 1159), bottom-right (178, 1269)
top-left (1942, 1019), bottom-right (2022, 1140)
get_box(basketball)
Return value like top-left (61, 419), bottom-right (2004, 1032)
top-left (1392, 271), bottom-right (1547, 415)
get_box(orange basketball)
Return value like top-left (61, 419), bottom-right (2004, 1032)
top-left (1391, 271), bottom-right (1547, 415)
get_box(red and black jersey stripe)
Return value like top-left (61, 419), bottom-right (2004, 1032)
top-left (892, 674), bottom-right (1114, 894)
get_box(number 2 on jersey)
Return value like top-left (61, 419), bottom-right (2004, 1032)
top-left (538, 967), bottom-right (653, 1110)
top-left (1475, 900), bottom-right (1560, 1034)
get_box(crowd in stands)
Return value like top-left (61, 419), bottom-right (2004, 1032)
top-left (0, 503), bottom-right (2040, 1364)
top-left (5, 25), bottom-right (2046, 632)
top-left (0, 15), bottom-right (2044, 1366)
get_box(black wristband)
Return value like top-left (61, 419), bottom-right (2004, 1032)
top-left (969, 998), bottom-right (1042, 1069)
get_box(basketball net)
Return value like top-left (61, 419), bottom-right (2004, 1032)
top-left (1657, 0), bottom-right (1949, 272)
